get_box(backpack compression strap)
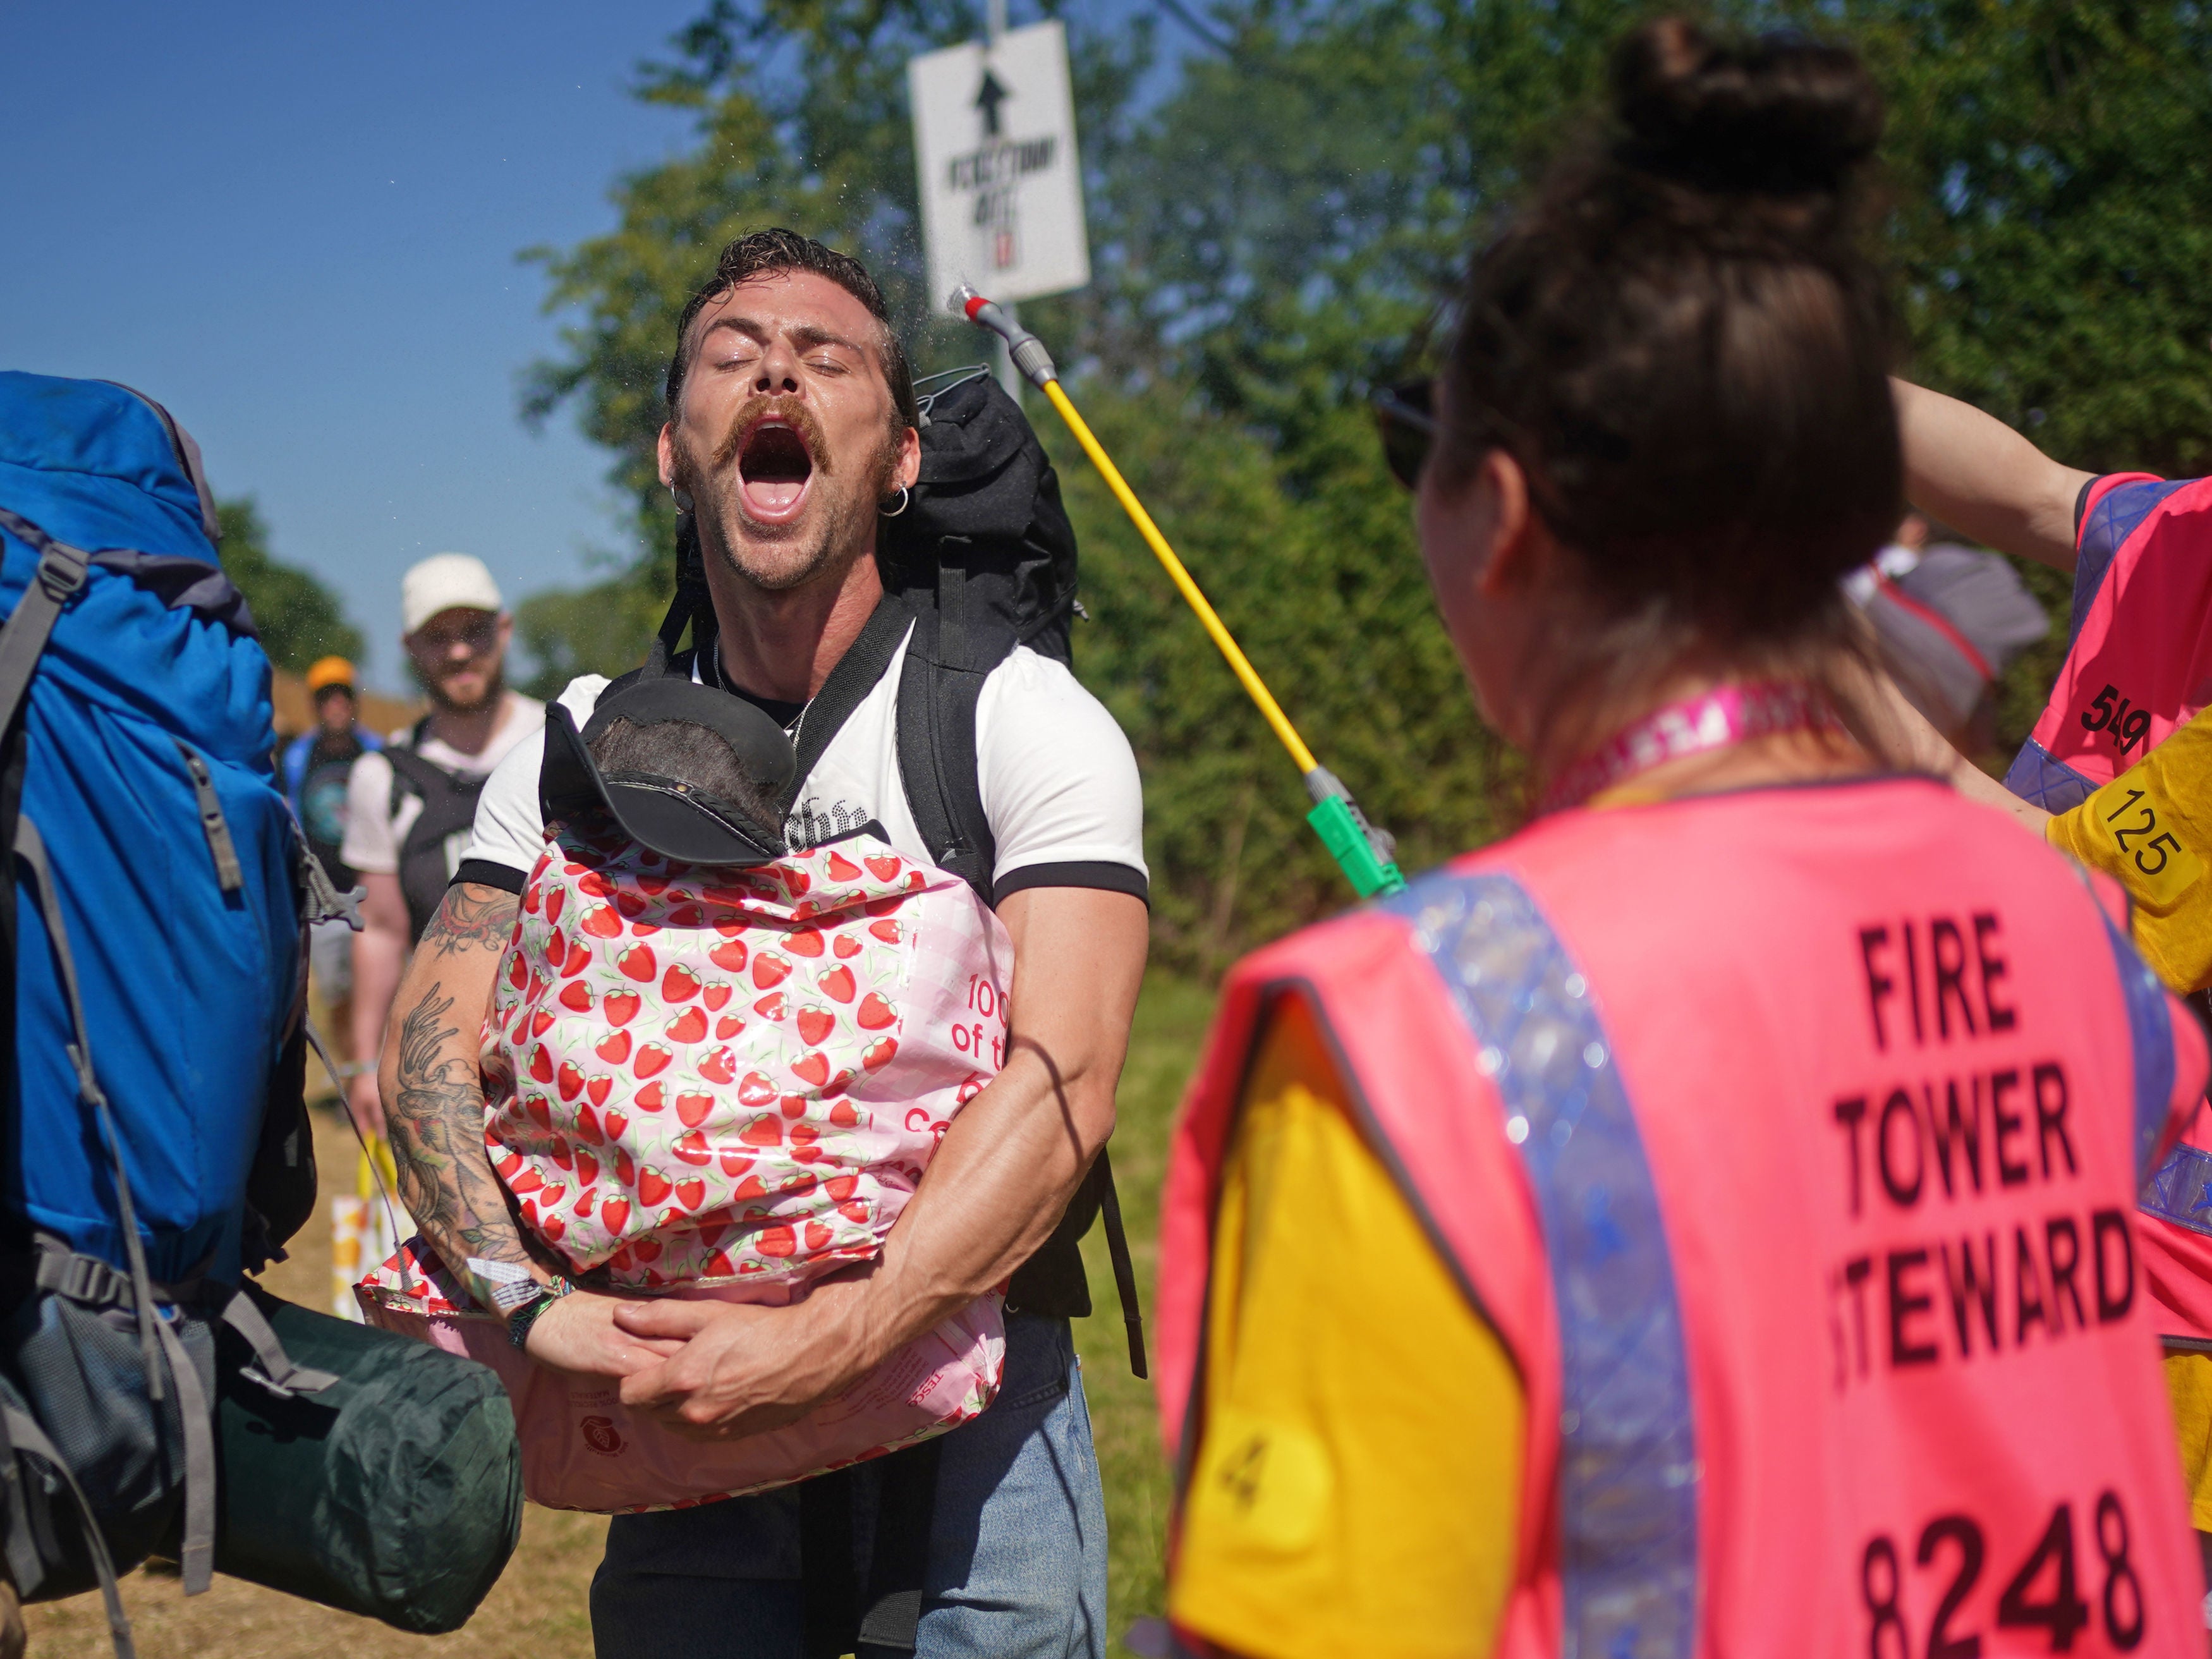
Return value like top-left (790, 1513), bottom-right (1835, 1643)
top-left (0, 1402), bottom-right (136, 1658)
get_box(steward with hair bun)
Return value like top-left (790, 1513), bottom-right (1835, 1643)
top-left (1158, 19), bottom-right (2209, 1658)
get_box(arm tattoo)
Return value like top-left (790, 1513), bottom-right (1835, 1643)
top-left (418, 882), bottom-right (521, 961)
top-left (384, 884), bottom-right (532, 1272)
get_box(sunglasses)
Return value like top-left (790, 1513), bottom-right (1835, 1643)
top-left (1372, 378), bottom-right (1437, 490)
top-left (411, 617), bottom-right (501, 656)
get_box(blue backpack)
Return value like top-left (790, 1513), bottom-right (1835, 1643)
top-left (0, 372), bottom-right (344, 1643)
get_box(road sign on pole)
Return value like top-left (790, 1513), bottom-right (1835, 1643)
top-left (909, 20), bottom-right (1091, 322)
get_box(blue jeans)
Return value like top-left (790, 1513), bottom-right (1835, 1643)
top-left (590, 1313), bottom-right (1108, 1658)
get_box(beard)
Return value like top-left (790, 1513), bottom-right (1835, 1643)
top-left (674, 394), bottom-right (898, 595)
top-left (422, 659), bottom-right (505, 715)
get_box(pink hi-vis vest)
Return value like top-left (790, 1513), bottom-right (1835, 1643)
top-left (1995, 473), bottom-right (2212, 1344)
top-left (2004, 473), bottom-right (2212, 814)
top-left (1160, 779), bottom-right (2208, 1658)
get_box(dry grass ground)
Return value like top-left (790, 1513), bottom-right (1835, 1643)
top-left (21, 975), bottom-right (1217, 1659)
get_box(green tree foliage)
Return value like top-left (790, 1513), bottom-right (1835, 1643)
top-left (1847, 0), bottom-right (2212, 476)
top-left (521, 0), bottom-right (2212, 966)
top-left (513, 572), bottom-right (670, 700)
top-left (215, 497), bottom-right (365, 674)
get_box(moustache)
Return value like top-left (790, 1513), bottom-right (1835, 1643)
top-left (711, 394), bottom-right (834, 476)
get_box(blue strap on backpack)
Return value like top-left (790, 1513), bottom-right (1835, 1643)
top-left (0, 373), bottom-right (345, 1653)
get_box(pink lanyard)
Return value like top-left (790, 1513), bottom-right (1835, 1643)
top-left (1540, 681), bottom-right (1842, 815)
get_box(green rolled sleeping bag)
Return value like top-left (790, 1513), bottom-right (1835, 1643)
top-left (214, 1283), bottom-right (522, 1632)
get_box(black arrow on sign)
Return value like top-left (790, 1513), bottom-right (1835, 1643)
top-left (974, 67), bottom-right (1009, 136)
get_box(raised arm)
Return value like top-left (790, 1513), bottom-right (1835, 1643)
top-left (614, 884), bottom-right (1151, 1434)
top-left (1828, 640), bottom-right (2051, 834)
top-left (1893, 378), bottom-right (2094, 573)
top-left (380, 880), bottom-right (672, 1376)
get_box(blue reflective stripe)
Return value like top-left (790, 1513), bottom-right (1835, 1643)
top-left (2072, 477), bottom-right (2188, 651)
top-left (1389, 872), bottom-right (1698, 1659)
top-left (2002, 737), bottom-right (2098, 813)
top-left (2140, 1142), bottom-right (2212, 1236)
top-left (2090, 902), bottom-right (2178, 1186)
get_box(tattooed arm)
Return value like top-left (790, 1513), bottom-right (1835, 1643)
top-left (379, 882), bottom-right (530, 1280)
top-left (380, 881), bottom-right (674, 1377)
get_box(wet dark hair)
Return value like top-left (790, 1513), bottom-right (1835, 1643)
top-left (1440, 17), bottom-right (1899, 649)
top-left (664, 228), bottom-right (920, 432)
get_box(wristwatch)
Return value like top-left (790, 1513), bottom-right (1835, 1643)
top-left (507, 1279), bottom-right (574, 1350)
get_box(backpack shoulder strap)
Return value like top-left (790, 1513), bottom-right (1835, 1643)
top-left (0, 507), bottom-right (92, 743)
top-left (895, 638), bottom-right (994, 906)
top-left (782, 594), bottom-right (913, 806)
top-left (382, 744), bottom-right (482, 813)
top-left (382, 722), bottom-right (463, 801)
top-left (281, 732), bottom-right (315, 802)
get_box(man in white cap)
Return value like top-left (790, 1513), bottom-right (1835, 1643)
top-left (341, 553), bottom-right (544, 1134)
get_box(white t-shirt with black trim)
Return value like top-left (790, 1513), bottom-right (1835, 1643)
top-left (456, 633), bottom-right (1147, 902)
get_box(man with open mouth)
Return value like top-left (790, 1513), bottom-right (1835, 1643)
top-left (375, 228), bottom-right (1149, 1659)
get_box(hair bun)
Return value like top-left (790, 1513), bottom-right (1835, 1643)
top-left (1613, 17), bottom-right (1883, 193)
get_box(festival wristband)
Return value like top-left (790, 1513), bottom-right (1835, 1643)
top-left (507, 1281), bottom-right (574, 1351)
top-left (464, 1256), bottom-right (542, 1316)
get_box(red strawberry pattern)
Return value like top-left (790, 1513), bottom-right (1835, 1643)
top-left (475, 832), bottom-right (1009, 1290)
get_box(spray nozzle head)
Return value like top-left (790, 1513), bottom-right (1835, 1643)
top-left (951, 284), bottom-right (1060, 388)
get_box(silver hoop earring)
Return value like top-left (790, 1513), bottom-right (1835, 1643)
top-left (880, 485), bottom-right (911, 518)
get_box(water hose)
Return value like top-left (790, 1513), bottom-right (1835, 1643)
top-left (954, 285), bottom-right (1406, 898)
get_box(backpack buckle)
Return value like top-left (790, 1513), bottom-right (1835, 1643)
top-left (35, 1248), bottom-right (123, 1309)
top-left (33, 544), bottom-right (90, 607)
top-left (60, 1255), bottom-right (114, 1305)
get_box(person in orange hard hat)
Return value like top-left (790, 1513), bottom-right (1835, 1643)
top-left (286, 657), bottom-right (380, 884)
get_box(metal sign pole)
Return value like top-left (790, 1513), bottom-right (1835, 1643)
top-left (981, 0), bottom-right (1020, 402)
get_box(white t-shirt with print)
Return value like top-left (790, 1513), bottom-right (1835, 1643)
top-left (459, 634), bottom-right (1146, 900)
top-left (341, 693), bottom-right (547, 882)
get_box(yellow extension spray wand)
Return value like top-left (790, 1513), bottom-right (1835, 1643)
top-left (954, 284), bottom-right (1406, 899)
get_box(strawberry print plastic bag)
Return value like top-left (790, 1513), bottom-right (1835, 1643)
top-left (359, 824), bottom-right (1015, 1508)
top-left (485, 825), bottom-right (1009, 1291)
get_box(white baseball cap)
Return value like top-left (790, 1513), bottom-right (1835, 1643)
top-left (402, 553), bottom-right (504, 635)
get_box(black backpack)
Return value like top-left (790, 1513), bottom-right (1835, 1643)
top-left (384, 720), bottom-right (492, 945)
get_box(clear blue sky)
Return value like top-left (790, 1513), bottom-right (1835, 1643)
top-left (0, 2), bottom-right (710, 690)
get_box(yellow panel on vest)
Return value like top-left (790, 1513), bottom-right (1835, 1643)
top-left (1168, 995), bottom-right (1523, 1659)
top-left (2075, 778), bottom-right (2206, 908)
top-left (2048, 703), bottom-right (2212, 989)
